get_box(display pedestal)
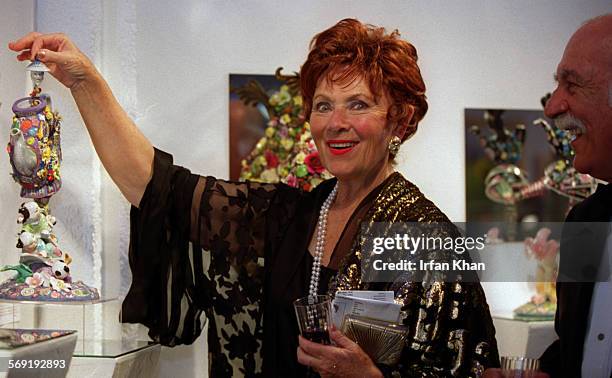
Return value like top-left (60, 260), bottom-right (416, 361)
top-left (493, 313), bottom-right (557, 358)
top-left (0, 330), bottom-right (77, 378)
top-left (0, 298), bottom-right (159, 377)
top-left (69, 340), bottom-right (160, 378)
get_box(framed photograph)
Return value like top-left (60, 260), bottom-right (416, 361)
top-left (465, 108), bottom-right (568, 223)
top-left (229, 74), bottom-right (283, 180)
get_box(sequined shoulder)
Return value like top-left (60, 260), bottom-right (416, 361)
top-left (368, 172), bottom-right (452, 224)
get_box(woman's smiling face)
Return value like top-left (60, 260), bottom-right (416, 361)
top-left (309, 75), bottom-right (396, 182)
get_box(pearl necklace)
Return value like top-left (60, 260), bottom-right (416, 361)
top-left (308, 184), bottom-right (338, 300)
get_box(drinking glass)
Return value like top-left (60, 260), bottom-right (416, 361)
top-left (500, 356), bottom-right (541, 378)
top-left (293, 295), bottom-right (332, 345)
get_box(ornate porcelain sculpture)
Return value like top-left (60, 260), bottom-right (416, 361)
top-left (0, 61), bottom-right (99, 301)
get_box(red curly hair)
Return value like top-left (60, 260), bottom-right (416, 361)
top-left (300, 18), bottom-right (428, 141)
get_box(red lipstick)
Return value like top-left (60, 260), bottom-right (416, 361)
top-left (327, 140), bottom-right (359, 155)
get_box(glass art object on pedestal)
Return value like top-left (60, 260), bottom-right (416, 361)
top-left (513, 228), bottom-right (559, 320)
top-left (0, 61), bottom-right (99, 302)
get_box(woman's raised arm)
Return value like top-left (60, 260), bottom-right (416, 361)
top-left (9, 32), bottom-right (154, 207)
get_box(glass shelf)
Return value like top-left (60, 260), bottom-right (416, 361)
top-left (0, 299), bottom-right (156, 362)
top-left (74, 339), bottom-right (156, 358)
top-left (0, 296), bottom-right (116, 306)
top-left (0, 297), bottom-right (121, 342)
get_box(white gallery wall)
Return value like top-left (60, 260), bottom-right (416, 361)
top-left (91, 0), bottom-right (611, 301)
top-left (0, 1), bottom-right (610, 377)
top-left (0, 3), bottom-right (35, 272)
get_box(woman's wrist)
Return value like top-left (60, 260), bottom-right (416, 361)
top-left (70, 67), bottom-right (104, 96)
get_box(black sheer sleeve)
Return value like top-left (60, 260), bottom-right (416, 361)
top-left (121, 148), bottom-right (278, 347)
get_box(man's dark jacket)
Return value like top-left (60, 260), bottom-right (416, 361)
top-left (540, 183), bottom-right (612, 377)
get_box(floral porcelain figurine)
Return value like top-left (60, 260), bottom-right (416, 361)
top-left (0, 61), bottom-right (99, 301)
top-left (513, 227), bottom-right (560, 320)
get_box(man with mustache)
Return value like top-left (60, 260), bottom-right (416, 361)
top-left (485, 13), bottom-right (612, 378)
top-left (538, 13), bottom-right (612, 378)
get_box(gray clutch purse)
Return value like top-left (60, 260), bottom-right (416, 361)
top-left (341, 314), bottom-right (407, 366)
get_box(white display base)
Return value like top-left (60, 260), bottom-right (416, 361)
top-left (480, 243), bottom-right (559, 359)
top-left (68, 340), bottom-right (160, 378)
top-left (0, 332), bottom-right (77, 378)
top-left (493, 313), bottom-right (557, 359)
top-left (0, 299), bottom-right (160, 377)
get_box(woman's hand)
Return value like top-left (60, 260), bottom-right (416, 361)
top-left (9, 32), bottom-right (98, 90)
top-left (297, 327), bottom-right (383, 378)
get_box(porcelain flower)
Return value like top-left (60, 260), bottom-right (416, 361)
top-left (293, 151), bottom-right (306, 165)
top-left (265, 150), bottom-right (279, 168)
top-left (280, 114), bottom-right (292, 126)
top-left (50, 277), bottom-right (71, 292)
top-left (260, 169), bottom-right (279, 182)
top-left (286, 174), bottom-right (298, 187)
top-left (305, 151), bottom-right (325, 174)
top-left (25, 272), bottom-right (44, 288)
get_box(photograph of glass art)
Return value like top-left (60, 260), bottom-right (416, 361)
top-left (229, 73), bottom-right (283, 181)
top-left (465, 98), bottom-right (597, 320)
top-left (465, 102), bottom-right (596, 226)
top-left (230, 69), bottom-right (330, 191)
top-left (0, 61), bottom-right (99, 302)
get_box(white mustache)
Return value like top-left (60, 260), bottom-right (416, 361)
top-left (554, 113), bottom-right (586, 134)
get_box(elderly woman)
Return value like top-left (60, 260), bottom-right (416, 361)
top-left (10, 19), bottom-right (498, 377)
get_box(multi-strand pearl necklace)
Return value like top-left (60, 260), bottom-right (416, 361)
top-left (308, 184), bottom-right (338, 301)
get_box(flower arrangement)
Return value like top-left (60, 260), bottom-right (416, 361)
top-left (237, 70), bottom-right (331, 191)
